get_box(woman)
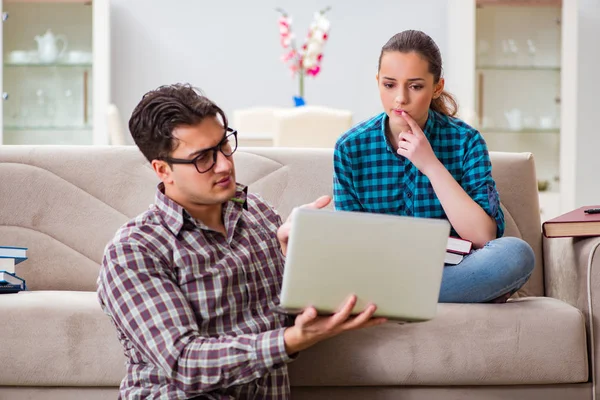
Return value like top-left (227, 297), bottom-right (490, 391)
top-left (333, 30), bottom-right (534, 303)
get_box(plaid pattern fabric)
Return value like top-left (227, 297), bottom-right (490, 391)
top-left (97, 183), bottom-right (293, 399)
top-left (333, 110), bottom-right (505, 237)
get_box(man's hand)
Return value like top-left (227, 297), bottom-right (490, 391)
top-left (277, 195), bottom-right (331, 256)
top-left (396, 111), bottom-right (442, 176)
top-left (283, 295), bottom-right (387, 354)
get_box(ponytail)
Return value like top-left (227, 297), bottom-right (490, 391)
top-left (430, 90), bottom-right (458, 117)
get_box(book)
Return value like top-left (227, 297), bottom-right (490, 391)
top-left (0, 283), bottom-right (25, 294)
top-left (0, 258), bottom-right (15, 274)
top-left (0, 271), bottom-right (25, 286)
top-left (542, 205), bottom-right (600, 238)
top-left (0, 270), bottom-right (26, 293)
top-left (447, 237), bottom-right (472, 255)
top-left (0, 246), bottom-right (28, 273)
top-left (445, 251), bottom-right (464, 265)
top-left (0, 246), bottom-right (27, 259)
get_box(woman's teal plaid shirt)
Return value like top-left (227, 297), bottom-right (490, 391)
top-left (333, 109), bottom-right (505, 238)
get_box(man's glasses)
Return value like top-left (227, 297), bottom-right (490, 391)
top-left (160, 128), bottom-right (238, 174)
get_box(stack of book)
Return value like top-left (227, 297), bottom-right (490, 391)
top-left (445, 237), bottom-right (472, 265)
top-left (0, 246), bottom-right (27, 293)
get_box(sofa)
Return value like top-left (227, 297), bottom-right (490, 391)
top-left (0, 145), bottom-right (597, 400)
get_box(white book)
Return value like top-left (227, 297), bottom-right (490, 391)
top-left (0, 270), bottom-right (24, 286)
top-left (444, 251), bottom-right (464, 265)
top-left (0, 246), bottom-right (27, 259)
top-left (0, 258), bottom-right (15, 273)
top-left (446, 237), bottom-right (472, 255)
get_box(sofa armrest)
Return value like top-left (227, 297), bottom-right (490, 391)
top-left (544, 235), bottom-right (600, 394)
top-left (544, 236), bottom-right (600, 306)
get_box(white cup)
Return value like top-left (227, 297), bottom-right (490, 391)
top-left (65, 51), bottom-right (92, 64)
top-left (539, 116), bottom-right (554, 130)
top-left (8, 50), bottom-right (29, 64)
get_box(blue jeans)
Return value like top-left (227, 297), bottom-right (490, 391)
top-left (439, 237), bottom-right (535, 303)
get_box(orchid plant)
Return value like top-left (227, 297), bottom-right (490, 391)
top-left (276, 6), bottom-right (331, 102)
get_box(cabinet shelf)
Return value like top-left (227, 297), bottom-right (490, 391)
top-left (477, 65), bottom-right (560, 72)
top-left (5, 0), bottom-right (91, 3)
top-left (482, 128), bottom-right (560, 134)
top-left (4, 62), bottom-right (92, 68)
top-left (4, 125), bottom-right (92, 131)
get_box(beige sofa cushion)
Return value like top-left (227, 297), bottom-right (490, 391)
top-left (0, 146), bottom-right (157, 291)
top-left (0, 291), bottom-right (126, 386)
top-left (289, 297), bottom-right (588, 386)
top-left (0, 294), bottom-right (585, 386)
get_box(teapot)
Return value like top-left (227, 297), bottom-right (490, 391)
top-left (34, 29), bottom-right (68, 64)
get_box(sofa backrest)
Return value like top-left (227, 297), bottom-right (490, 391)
top-left (0, 146), bottom-right (543, 296)
top-left (234, 149), bottom-right (544, 297)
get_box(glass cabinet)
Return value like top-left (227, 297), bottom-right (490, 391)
top-left (448, 0), bottom-right (565, 221)
top-left (0, 0), bottom-right (109, 145)
top-left (474, 2), bottom-right (562, 220)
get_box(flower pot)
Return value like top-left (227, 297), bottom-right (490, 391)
top-left (293, 96), bottom-right (306, 107)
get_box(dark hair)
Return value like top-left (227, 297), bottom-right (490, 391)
top-left (377, 30), bottom-right (458, 117)
top-left (129, 83), bottom-right (228, 163)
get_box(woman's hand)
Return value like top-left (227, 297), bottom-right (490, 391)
top-left (396, 111), bottom-right (441, 176)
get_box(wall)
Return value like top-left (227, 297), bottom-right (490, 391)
top-left (110, 0), bottom-right (449, 139)
top-left (560, 0), bottom-right (600, 210)
top-left (573, 0), bottom-right (600, 207)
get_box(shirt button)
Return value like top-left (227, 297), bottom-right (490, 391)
top-left (407, 192), bottom-right (413, 198)
top-left (406, 209), bottom-right (413, 216)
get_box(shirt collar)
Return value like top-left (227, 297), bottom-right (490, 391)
top-left (379, 113), bottom-right (395, 153)
top-left (423, 109), bottom-right (438, 140)
top-left (379, 109), bottom-right (439, 152)
top-left (154, 182), bottom-right (249, 236)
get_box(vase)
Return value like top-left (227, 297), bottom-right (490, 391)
top-left (293, 96), bottom-right (306, 107)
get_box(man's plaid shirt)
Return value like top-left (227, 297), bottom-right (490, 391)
top-left (97, 183), bottom-right (293, 399)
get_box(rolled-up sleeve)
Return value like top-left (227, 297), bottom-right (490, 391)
top-left (461, 133), bottom-right (505, 238)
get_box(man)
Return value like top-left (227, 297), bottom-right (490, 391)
top-left (97, 83), bottom-right (386, 399)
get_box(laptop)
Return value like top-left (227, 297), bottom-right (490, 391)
top-left (275, 208), bottom-right (451, 322)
